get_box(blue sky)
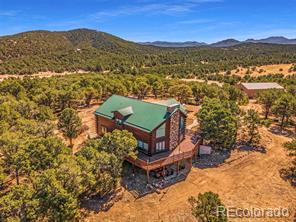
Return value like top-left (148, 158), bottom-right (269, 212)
top-left (1, 0), bottom-right (296, 43)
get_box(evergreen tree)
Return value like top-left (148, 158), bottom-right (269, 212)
top-left (58, 108), bottom-right (82, 147)
top-left (34, 170), bottom-right (79, 221)
top-left (168, 84), bottom-right (193, 104)
top-left (272, 93), bottom-right (294, 130)
top-left (188, 192), bottom-right (227, 222)
top-left (198, 98), bottom-right (238, 149)
top-left (257, 89), bottom-right (278, 119)
top-left (0, 185), bottom-right (39, 221)
top-left (241, 109), bottom-right (261, 146)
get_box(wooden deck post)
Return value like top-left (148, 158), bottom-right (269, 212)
top-left (189, 157), bottom-right (193, 169)
top-left (132, 163), bottom-right (135, 174)
top-left (146, 170), bottom-right (150, 184)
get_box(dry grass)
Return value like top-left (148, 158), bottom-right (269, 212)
top-left (240, 100), bottom-right (263, 113)
top-left (220, 63), bottom-right (295, 77)
top-left (0, 70), bottom-right (88, 82)
top-left (180, 78), bottom-right (223, 86)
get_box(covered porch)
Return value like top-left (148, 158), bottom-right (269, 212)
top-left (126, 131), bottom-right (202, 185)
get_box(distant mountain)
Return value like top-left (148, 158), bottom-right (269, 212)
top-left (1, 28), bottom-right (296, 75)
top-left (139, 36), bottom-right (296, 48)
top-left (0, 28), bottom-right (155, 59)
top-left (210, 39), bottom-right (241, 48)
top-left (245, 36), bottom-right (296, 45)
top-left (0, 28), bottom-right (162, 74)
top-left (139, 41), bottom-right (207, 47)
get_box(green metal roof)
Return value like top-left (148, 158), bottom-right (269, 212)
top-left (95, 95), bottom-right (185, 132)
top-left (156, 98), bottom-right (187, 114)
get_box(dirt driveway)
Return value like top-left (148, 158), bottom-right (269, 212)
top-left (85, 127), bottom-right (295, 222)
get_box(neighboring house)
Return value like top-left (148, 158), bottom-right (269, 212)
top-left (237, 82), bottom-right (284, 98)
top-left (95, 95), bottom-right (201, 183)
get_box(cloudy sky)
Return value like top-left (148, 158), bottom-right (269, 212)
top-left (1, 0), bottom-right (296, 43)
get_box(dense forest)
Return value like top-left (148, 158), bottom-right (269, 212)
top-left (1, 29), bottom-right (296, 76)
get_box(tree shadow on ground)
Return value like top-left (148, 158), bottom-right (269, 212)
top-left (121, 162), bottom-right (154, 198)
top-left (122, 162), bottom-right (190, 198)
top-left (268, 125), bottom-right (295, 138)
top-left (80, 188), bottom-right (123, 213)
top-left (193, 150), bottom-right (231, 169)
top-left (236, 144), bottom-right (267, 154)
top-left (194, 143), bottom-right (269, 169)
top-left (80, 194), bottom-right (105, 213)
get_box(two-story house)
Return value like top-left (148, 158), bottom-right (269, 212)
top-left (95, 95), bottom-right (200, 183)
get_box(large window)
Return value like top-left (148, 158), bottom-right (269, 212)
top-left (156, 141), bottom-right (166, 152)
top-left (138, 140), bottom-right (148, 151)
top-left (156, 123), bottom-right (166, 138)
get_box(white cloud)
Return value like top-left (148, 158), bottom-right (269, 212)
top-left (90, 0), bottom-right (223, 19)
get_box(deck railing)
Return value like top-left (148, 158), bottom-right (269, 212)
top-left (126, 138), bottom-right (202, 171)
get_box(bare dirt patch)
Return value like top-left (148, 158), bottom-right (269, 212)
top-left (240, 100), bottom-right (263, 113)
top-left (0, 70), bottom-right (88, 82)
top-left (181, 78), bottom-right (224, 87)
top-left (220, 64), bottom-right (295, 77)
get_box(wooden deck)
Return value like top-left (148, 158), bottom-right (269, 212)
top-left (126, 132), bottom-right (202, 171)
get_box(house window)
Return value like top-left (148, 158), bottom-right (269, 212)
top-left (138, 140), bottom-right (148, 151)
top-left (101, 126), bottom-right (107, 134)
top-left (180, 116), bottom-right (185, 130)
top-left (115, 118), bottom-right (123, 125)
top-left (156, 123), bottom-right (166, 138)
top-left (156, 141), bottom-right (166, 152)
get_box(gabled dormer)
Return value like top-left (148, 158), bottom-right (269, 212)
top-left (112, 106), bottom-right (134, 125)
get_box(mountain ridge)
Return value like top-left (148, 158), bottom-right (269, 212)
top-left (1, 29), bottom-right (296, 49)
top-left (139, 41), bottom-right (207, 47)
top-left (1, 28), bottom-right (296, 75)
top-left (139, 36), bottom-right (296, 48)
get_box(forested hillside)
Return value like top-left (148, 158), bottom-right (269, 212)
top-left (1, 29), bottom-right (296, 76)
